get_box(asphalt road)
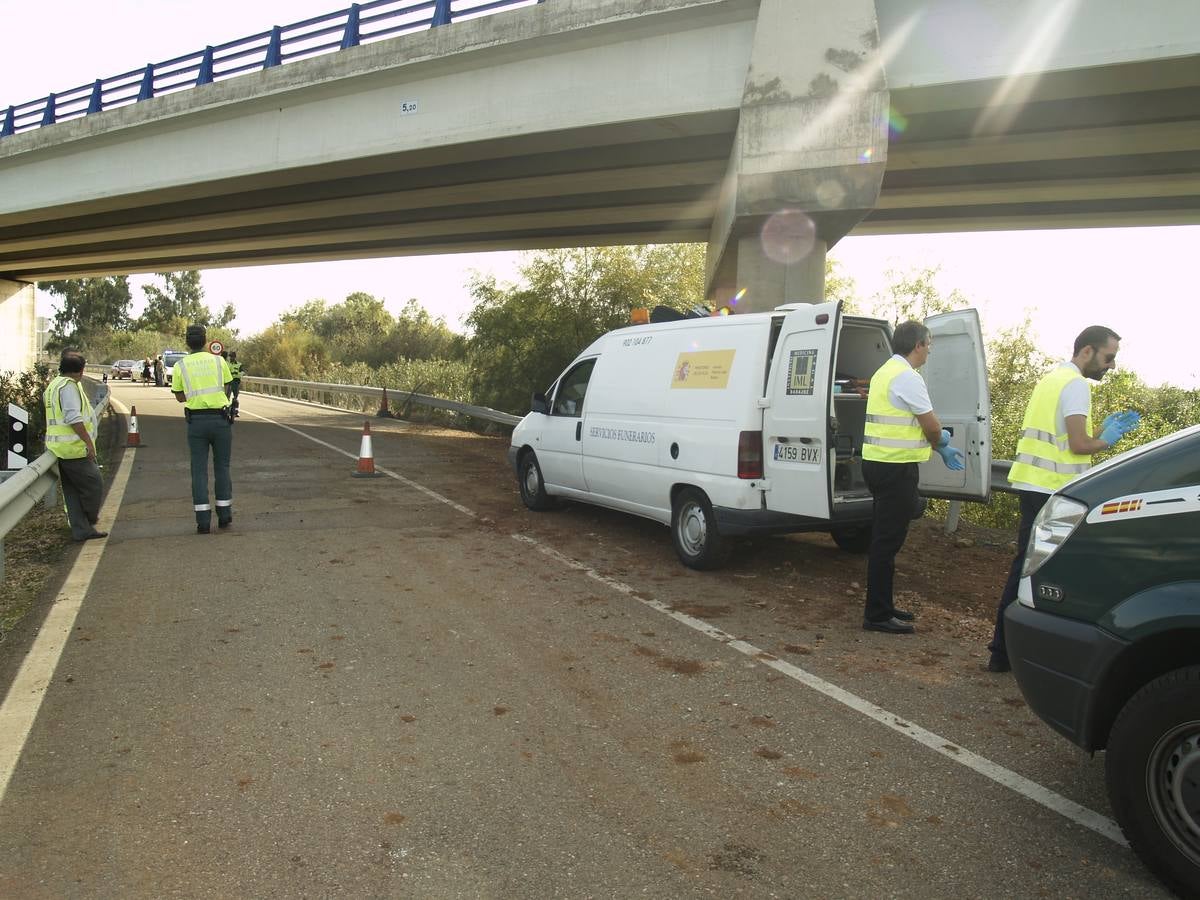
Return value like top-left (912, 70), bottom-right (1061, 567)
top-left (0, 384), bottom-right (1170, 898)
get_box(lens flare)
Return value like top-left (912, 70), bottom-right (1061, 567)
top-left (761, 210), bottom-right (817, 265)
top-left (816, 178), bottom-right (847, 207)
top-left (731, 288), bottom-right (747, 306)
top-left (888, 108), bottom-right (908, 137)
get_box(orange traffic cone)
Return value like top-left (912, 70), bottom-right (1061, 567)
top-left (353, 421), bottom-right (381, 477)
top-left (127, 406), bottom-right (143, 447)
top-left (377, 386), bottom-right (392, 418)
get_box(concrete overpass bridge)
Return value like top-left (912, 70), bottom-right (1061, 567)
top-left (0, 0), bottom-right (1197, 317)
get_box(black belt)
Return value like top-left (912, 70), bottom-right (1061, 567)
top-left (187, 407), bottom-right (227, 416)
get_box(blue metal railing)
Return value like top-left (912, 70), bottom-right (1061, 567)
top-left (1, 0), bottom-right (542, 139)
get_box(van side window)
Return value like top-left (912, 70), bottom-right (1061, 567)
top-left (552, 359), bottom-right (596, 417)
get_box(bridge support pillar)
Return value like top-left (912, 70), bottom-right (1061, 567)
top-left (706, 0), bottom-right (889, 314)
top-left (0, 279), bottom-right (37, 372)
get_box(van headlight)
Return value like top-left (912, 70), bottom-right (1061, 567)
top-left (1021, 495), bottom-right (1088, 578)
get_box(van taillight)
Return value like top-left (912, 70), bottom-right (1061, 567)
top-left (738, 430), bottom-right (763, 479)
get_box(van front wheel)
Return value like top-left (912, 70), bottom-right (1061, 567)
top-left (518, 452), bottom-right (556, 511)
top-left (1106, 666), bottom-right (1200, 896)
top-left (671, 488), bottom-right (728, 570)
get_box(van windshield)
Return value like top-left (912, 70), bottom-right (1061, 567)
top-left (164, 353), bottom-right (187, 367)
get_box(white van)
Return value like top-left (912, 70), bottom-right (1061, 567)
top-left (507, 301), bottom-right (992, 569)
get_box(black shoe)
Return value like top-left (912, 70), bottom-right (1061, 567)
top-left (987, 654), bottom-right (1012, 673)
top-left (892, 608), bottom-right (915, 622)
top-left (863, 617), bottom-right (915, 635)
top-left (197, 524), bottom-right (211, 534)
top-left (74, 530), bottom-right (108, 542)
top-left (218, 518), bottom-right (233, 530)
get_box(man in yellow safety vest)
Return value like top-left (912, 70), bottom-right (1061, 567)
top-left (861, 321), bottom-right (964, 635)
top-left (987, 325), bottom-right (1140, 671)
top-left (172, 324), bottom-right (234, 534)
top-left (43, 351), bottom-right (107, 541)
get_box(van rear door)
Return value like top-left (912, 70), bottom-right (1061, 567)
top-left (918, 309), bottom-right (991, 500)
top-left (761, 301), bottom-right (840, 519)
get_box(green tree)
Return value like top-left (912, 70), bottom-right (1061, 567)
top-left (824, 257), bottom-right (859, 311)
top-left (41, 276), bottom-right (133, 347)
top-left (870, 265), bottom-right (966, 322)
top-left (466, 244), bottom-right (706, 412)
top-left (382, 298), bottom-right (466, 362)
top-left (238, 322), bottom-right (330, 379)
top-left (137, 271), bottom-right (235, 333)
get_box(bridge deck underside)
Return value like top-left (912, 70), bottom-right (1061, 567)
top-left (0, 56), bottom-right (1197, 280)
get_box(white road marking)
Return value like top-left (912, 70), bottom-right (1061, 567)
top-left (243, 409), bottom-right (476, 518)
top-left (0, 400), bottom-right (137, 807)
top-left (509, 533), bottom-right (1129, 848)
top-left (247, 399), bottom-right (1127, 848)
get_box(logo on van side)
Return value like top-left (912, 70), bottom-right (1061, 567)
top-left (671, 350), bottom-right (736, 389)
top-left (589, 426), bottom-right (656, 444)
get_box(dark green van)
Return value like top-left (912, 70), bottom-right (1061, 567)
top-left (1006, 423), bottom-right (1200, 895)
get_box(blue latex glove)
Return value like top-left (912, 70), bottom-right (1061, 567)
top-left (935, 444), bottom-right (965, 470)
top-left (938, 428), bottom-right (952, 447)
top-left (1099, 410), bottom-right (1142, 446)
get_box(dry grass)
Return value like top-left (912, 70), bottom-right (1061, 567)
top-left (0, 500), bottom-right (71, 640)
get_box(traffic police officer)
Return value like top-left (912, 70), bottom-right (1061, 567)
top-left (987, 325), bottom-right (1140, 671)
top-left (172, 325), bottom-right (235, 534)
top-left (227, 350), bottom-right (243, 418)
top-left (860, 321), bottom-right (964, 634)
top-left (43, 351), bottom-right (107, 541)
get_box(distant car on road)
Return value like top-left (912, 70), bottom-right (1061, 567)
top-left (1006, 424), bottom-right (1200, 896)
top-left (110, 359), bottom-right (137, 380)
top-left (161, 350), bottom-right (188, 385)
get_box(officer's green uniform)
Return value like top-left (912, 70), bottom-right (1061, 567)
top-left (228, 358), bottom-right (243, 417)
top-left (173, 350), bottom-right (234, 531)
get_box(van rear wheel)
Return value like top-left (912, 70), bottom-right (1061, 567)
top-left (518, 451), bottom-right (556, 511)
top-left (831, 525), bottom-right (872, 554)
top-left (671, 487), bottom-right (728, 570)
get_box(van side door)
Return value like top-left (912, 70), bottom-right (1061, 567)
top-left (918, 308), bottom-right (992, 500)
top-left (761, 301), bottom-right (840, 520)
top-left (537, 357), bottom-right (596, 494)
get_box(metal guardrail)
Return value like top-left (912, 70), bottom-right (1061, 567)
top-left (2, 0), bottom-right (543, 139)
top-left (242, 376), bottom-right (522, 427)
top-left (0, 380), bottom-right (110, 582)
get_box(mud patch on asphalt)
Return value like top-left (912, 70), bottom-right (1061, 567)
top-left (707, 842), bottom-right (763, 876)
top-left (655, 657), bottom-right (704, 676)
top-left (867, 793), bottom-right (914, 828)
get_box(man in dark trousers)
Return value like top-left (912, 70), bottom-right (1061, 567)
top-left (986, 325), bottom-right (1140, 671)
top-left (43, 351), bottom-right (107, 541)
top-left (860, 321), bottom-right (964, 634)
top-left (171, 325), bottom-right (234, 534)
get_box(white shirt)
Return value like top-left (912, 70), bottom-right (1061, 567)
top-left (57, 377), bottom-right (86, 426)
top-left (1012, 362), bottom-right (1091, 494)
top-left (885, 355), bottom-right (933, 416)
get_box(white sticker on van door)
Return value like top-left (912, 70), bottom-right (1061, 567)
top-left (671, 350), bottom-right (735, 389)
top-left (786, 349), bottom-right (818, 395)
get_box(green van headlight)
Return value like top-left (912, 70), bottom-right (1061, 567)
top-left (1022, 495), bottom-right (1089, 579)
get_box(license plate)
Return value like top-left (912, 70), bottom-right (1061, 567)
top-left (773, 442), bottom-right (820, 463)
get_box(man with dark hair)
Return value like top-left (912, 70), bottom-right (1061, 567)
top-left (860, 321), bottom-right (964, 634)
top-left (43, 351), bottom-right (107, 541)
top-left (987, 325), bottom-right (1140, 671)
top-left (172, 324), bottom-right (235, 534)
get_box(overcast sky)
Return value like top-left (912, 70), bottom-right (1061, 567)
top-left (2, 0), bottom-right (1196, 388)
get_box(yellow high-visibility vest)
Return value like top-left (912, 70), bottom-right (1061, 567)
top-left (43, 376), bottom-right (95, 460)
top-left (1008, 365), bottom-right (1092, 491)
top-left (862, 357), bottom-right (932, 464)
top-left (173, 351), bottom-right (232, 410)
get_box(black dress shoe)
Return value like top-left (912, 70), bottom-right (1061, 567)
top-left (892, 608), bottom-right (915, 622)
top-left (863, 617), bottom-right (915, 634)
top-left (74, 530), bottom-right (108, 542)
top-left (197, 524), bottom-right (211, 535)
top-left (987, 654), bottom-right (1012, 673)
